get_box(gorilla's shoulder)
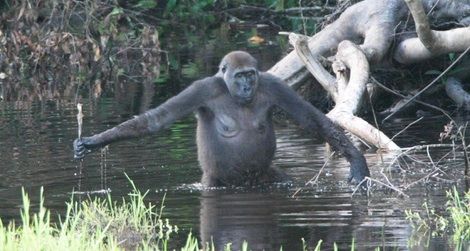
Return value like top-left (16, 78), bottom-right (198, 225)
top-left (258, 72), bottom-right (286, 91)
top-left (191, 76), bottom-right (227, 96)
top-left (259, 72), bottom-right (283, 84)
top-left (193, 76), bottom-right (224, 87)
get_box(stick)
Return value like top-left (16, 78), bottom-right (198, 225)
top-left (389, 116), bottom-right (423, 142)
top-left (77, 103), bottom-right (83, 139)
top-left (76, 103), bottom-right (84, 195)
top-left (371, 77), bottom-right (453, 122)
top-left (291, 151), bottom-right (335, 198)
top-left (352, 177), bottom-right (409, 198)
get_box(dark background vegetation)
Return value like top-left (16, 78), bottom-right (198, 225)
top-left (0, 0), bottom-right (466, 119)
top-left (0, 0), bottom-right (346, 101)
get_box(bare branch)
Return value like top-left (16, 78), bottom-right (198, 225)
top-left (288, 32), bottom-right (338, 100)
top-left (385, 46), bottom-right (470, 122)
top-left (404, 0), bottom-right (437, 52)
top-left (395, 0), bottom-right (470, 63)
top-left (326, 41), bottom-right (401, 150)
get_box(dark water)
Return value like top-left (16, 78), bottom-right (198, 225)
top-left (0, 32), bottom-right (468, 250)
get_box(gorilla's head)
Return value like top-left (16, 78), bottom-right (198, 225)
top-left (218, 51), bottom-right (259, 105)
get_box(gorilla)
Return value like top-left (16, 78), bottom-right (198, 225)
top-left (74, 51), bottom-right (370, 187)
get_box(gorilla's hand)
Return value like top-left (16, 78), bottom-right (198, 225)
top-left (347, 157), bottom-right (370, 189)
top-left (73, 137), bottom-right (95, 159)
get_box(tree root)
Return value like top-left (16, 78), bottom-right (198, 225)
top-left (445, 77), bottom-right (470, 111)
top-left (394, 0), bottom-right (470, 64)
top-left (269, 0), bottom-right (470, 152)
top-left (269, 0), bottom-right (408, 85)
top-left (289, 32), bottom-right (400, 150)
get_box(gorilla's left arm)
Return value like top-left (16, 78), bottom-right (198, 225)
top-left (265, 73), bottom-right (370, 184)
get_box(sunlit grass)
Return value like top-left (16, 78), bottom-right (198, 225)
top-left (406, 186), bottom-right (470, 244)
top-left (446, 187), bottom-right (470, 242)
top-left (0, 177), bottom-right (180, 251)
top-left (0, 176), bottom-right (415, 250)
top-left (0, 178), bottom-right (258, 251)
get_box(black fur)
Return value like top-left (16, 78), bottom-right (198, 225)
top-left (74, 51), bottom-right (370, 187)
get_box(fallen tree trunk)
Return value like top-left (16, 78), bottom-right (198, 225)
top-left (268, 0), bottom-right (409, 86)
top-left (268, 0), bottom-right (470, 151)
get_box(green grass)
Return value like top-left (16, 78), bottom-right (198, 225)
top-left (0, 177), bottom-right (255, 251)
top-left (406, 187), bottom-right (470, 243)
top-left (446, 187), bottom-right (470, 242)
top-left (0, 177), bottom-right (180, 251)
top-left (3, 176), bottom-right (439, 250)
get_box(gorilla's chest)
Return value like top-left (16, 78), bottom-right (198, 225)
top-left (213, 110), bottom-right (268, 138)
top-left (201, 95), bottom-right (273, 138)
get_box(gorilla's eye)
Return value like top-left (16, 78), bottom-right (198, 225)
top-left (221, 65), bottom-right (227, 73)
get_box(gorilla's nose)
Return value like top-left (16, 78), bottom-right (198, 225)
top-left (242, 85), bottom-right (252, 93)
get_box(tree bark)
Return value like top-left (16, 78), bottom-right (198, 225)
top-left (445, 77), bottom-right (470, 111)
top-left (268, 0), bottom-right (470, 151)
top-left (394, 0), bottom-right (470, 64)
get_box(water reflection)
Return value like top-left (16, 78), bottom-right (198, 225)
top-left (199, 190), bottom-right (286, 250)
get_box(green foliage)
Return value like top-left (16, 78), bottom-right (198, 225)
top-left (406, 187), bottom-right (470, 244)
top-left (181, 62), bottom-right (201, 78)
top-left (405, 202), bottom-right (448, 237)
top-left (313, 239), bottom-right (322, 251)
top-left (135, 0), bottom-right (157, 9)
top-left (0, 180), bottom-right (369, 250)
top-left (0, 178), bottom-right (178, 250)
top-left (163, 0), bottom-right (216, 22)
top-left (446, 188), bottom-right (470, 242)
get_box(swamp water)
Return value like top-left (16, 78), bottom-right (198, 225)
top-left (0, 36), bottom-right (468, 251)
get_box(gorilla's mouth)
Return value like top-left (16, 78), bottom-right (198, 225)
top-left (237, 95), bottom-right (254, 104)
top-left (237, 89), bottom-right (255, 100)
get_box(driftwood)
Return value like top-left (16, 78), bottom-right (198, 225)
top-left (395, 0), bottom-right (470, 64)
top-left (268, 0), bottom-right (470, 151)
top-left (446, 77), bottom-right (470, 111)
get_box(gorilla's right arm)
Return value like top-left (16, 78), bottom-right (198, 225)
top-left (74, 78), bottom-right (219, 159)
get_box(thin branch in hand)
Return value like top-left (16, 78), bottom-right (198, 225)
top-left (77, 103), bottom-right (83, 139)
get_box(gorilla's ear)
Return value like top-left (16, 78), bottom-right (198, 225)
top-left (221, 64), bottom-right (227, 73)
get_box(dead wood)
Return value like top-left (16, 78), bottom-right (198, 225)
top-left (383, 47), bottom-right (470, 122)
top-left (394, 0), bottom-right (470, 64)
top-left (289, 34), bottom-right (400, 150)
top-left (445, 77), bottom-right (470, 111)
top-left (287, 33), bottom-right (337, 100)
top-left (269, 0), bottom-right (470, 152)
top-left (268, 0), bottom-right (408, 85)
top-left (328, 41), bottom-right (400, 150)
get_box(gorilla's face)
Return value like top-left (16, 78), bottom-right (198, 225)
top-left (226, 68), bottom-right (259, 104)
top-left (219, 51), bottom-right (259, 105)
